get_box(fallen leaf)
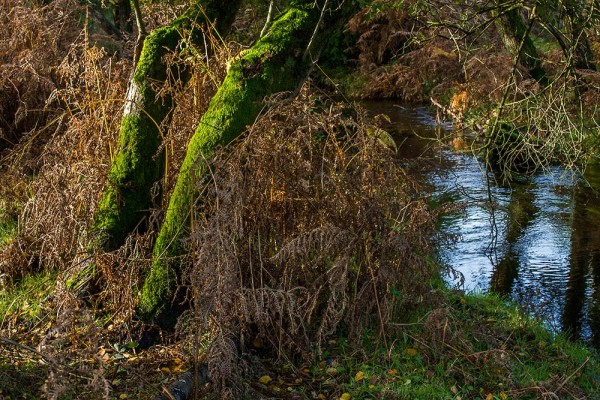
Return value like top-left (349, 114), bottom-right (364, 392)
top-left (119, 394), bottom-right (128, 399)
top-left (326, 367), bottom-right (338, 375)
top-left (258, 375), bottom-right (272, 384)
top-left (386, 369), bottom-right (398, 376)
top-left (252, 337), bottom-right (264, 348)
top-left (406, 348), bottom-right (418, 357)
top-left (340, 393), bottom-right (351, 400)
top-left (355, 371), bottom-right (365, 381)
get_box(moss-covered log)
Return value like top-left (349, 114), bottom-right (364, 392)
top-left (138, 0), bottom-right (354, 324)
top-left (493, 6), bottom-right (547, 83)
top-left (93, 0), bottom-right (241, 251)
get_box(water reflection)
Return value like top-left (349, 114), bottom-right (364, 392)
top-left (563, 170), bottom-right (600, 346)
top-left (360, 100), bottom-right (600, 345)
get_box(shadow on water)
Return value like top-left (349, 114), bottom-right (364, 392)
top-left (360, 100), bottom-right (600, 346)
top-left (563, 168), bottom-right (600, 347)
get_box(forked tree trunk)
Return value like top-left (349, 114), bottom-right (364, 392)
top-left (137, 0), bottom-right (354, 325)
top-left (493, 6), bottom-right (547, 84)
top-left (93, 0), bottom-right (241, 251)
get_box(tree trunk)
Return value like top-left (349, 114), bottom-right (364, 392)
top-left (92, 0), bottom-right (241, 251)
top-left (562, 0), bottom-right (596, 71)
top-left (493, 6), bottom-right (547, 84)
top-left (137, 0), bottom-right (354, 324)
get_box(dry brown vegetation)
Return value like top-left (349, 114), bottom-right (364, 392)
top-left (0, 0), bottom-right (439, 396)
top-left (182, 89), bottom-right (438, 396)
top-left (1, 0), bottom-right (599, 398)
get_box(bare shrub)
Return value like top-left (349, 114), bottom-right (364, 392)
top-left (186, 88), bottom-right (438, 394)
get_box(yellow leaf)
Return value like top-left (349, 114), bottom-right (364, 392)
top-left (119, 395), bottom-right (128, 399)
top-left (287, 387), bottom-right (293, 392)
top-left (294, 378), bottom-right (302, 384)
top-left (386, 369), bottom-right (398, 376)
top-left (340, 393), bottom-right (352, 400)
top-left (160, 367), bottom-right (171, 373)
top-left (368, 384), bottom-right (375, 389)
top-left (485, 394), bottom-right (493, 400)
top-left (252, 337), bottom-right (264, 348)
top-left (500, 392), bottom-right (508, 400)
top-left (98, 348), bottom-right (106, 356)
top-left (318, 394), bottom-right (326, 399)
top-left (258, 375), bottom-right (272, 384)
top-left (174, 357), bottom-right (182, 364)
top-left (355, 371), bottom-right (365, 381)
top-left (172, 364), bottom-right (183, 372)
top-left (326, 367), bottom-right (338, 375)
top-left (272, 386), bottom-right (281, 392)
top-left (406, 348), bottom-right (418, 357)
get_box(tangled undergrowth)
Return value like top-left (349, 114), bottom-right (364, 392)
top-left (1, 0), bottom-right (600, 398)
top-left (346, 0), bottom-right (600, 181)
top-left (183, 90), bottom-right (439, 396)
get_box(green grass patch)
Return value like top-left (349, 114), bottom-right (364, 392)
top-left (0, 269), bottom-right (56, 330)
top-left (252, 290), bottom-right (600, 399)
top-left (0, 201), bottom-right (17, 245)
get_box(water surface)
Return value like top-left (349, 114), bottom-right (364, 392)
top-left (361, 100), bottom-right (600, 346)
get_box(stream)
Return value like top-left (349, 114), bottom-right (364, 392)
top-left (361, 100), bottom-right (600, 347)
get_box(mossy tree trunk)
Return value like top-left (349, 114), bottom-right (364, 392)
top-left (93, 0), bottom-right (241, 251)
top-left (137, 0), bottom-right (355, 324)
top-left (493, 5), bottom-right (547, 84)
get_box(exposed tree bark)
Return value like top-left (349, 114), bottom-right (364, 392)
top-left (92, 0), bottom-right (241, 251)
top-left (492, 5), bottom-right (547, 83)
top-left (137, 0), bottom-right (355, 325)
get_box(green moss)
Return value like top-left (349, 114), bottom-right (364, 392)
top-left (92, 0), bottom-right (242, 251)
top-left (138, 4), bottom-right (340, 322)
